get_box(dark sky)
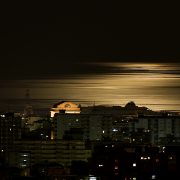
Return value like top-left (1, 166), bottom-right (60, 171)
top-left (0, 2), bottom-right (179, 79)
top-left (0, 2), bottom-right (180, 111)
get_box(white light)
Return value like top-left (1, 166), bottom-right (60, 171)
top-left (98, 164), bottom-right (103, 167)
top-left (133, 163), bottom-right (136, 167)
top-left (9, 128), bottom-right (12, 131)
top-left (22, 154), bottom-right (28, 157)
top-left (1, 149), bottom-right (4, 152)
top-left (23, 160), bottom-right (27, 162)
top-left (169, 156), bottom-right (173, 160)
top-left (102, 130), bottom-right (105, 134)
top-left (141, 157), bottom-right (144, 160)
top-left (46, 135), bottom-right (49, 138)
top-left (76, 119), bottom-right (79, 122)
top-left (105, 145), bottom-right (108, 148)
top-left (89, 177), bottom-right (97, 180)
top-left (50, 111), bottom-right (56, 118)
top-left (152, 175), bottom-right (156, 179)
top-left (112, 129), bottom-right (118, 132)
top-left (148, 157), bottom-right (150, 160)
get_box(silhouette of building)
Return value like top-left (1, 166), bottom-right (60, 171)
top-left (0, 112), bottom-right (22, 164)
top-left (135, 115), bottom-right (180, 145)
top-left (13, 140), bottom-right (91, 169)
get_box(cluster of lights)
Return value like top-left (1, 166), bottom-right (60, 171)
top-left (144, 129), bottom-right (150, 132)
top-left (141, 156), bottom-right (151, 160)
top-left (162, 146), bottom-right (166, 153)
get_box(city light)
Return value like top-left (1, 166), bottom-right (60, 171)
top-left (112, 128), bottom-right (118, 132)
top-left (169, 156), bottom-right (173, 160)
top-left (89, 176), bottom-right (97, 180)
top-left (140, 156), bottom-right (151, 160)
top-left (114, 166), bottom-right (118, 169)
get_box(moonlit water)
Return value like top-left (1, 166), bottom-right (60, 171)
top-left (0, 63), bottom-right (180, 112)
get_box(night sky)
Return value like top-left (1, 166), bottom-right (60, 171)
top-left (0, 2), bottom-right (179, 111)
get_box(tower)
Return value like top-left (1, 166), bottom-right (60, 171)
top-left (24, 89), bottom-right (33, 117)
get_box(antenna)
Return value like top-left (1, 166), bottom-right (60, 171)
top-left (24, 89), bottom-right (33, 116)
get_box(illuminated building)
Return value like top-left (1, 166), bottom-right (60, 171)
top-left (51, 101), bottom-right (180, 144)
top-left (50, 101), bottom-right (80, 118)
top-left (54, 113), bottom-right (114, 140)
top-left (53, 102), bottom-right (132, 141)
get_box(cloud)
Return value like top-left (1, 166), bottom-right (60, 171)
top-left (1, 61), bottom-right (180, 80)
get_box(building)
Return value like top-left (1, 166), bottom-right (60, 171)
top-left (0, 112), bottom-right (22, 163)
top-left (50, 101), bottom-right (81, 118)
top-left (132, 115), bottom-right (180, 145)
top-left (13, 140), bottom-right (91, 169)
top-left (51, 101), bottom-right (180, 145)
top-left (52, 101), bottom-right (137, 141)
